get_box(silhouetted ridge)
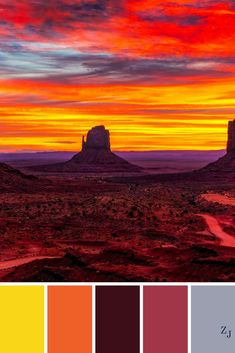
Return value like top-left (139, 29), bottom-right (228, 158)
top-left (0, 163), bottom-right (37, 192)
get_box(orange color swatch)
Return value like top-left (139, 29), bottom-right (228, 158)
top-left (48, 286), bottom-right (92, 353)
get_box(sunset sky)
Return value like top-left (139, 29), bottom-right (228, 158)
top-left (1, 0), bottom-right (235, 151)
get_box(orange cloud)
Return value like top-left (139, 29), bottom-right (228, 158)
top-left (0, 0), bottom-right (235, 151)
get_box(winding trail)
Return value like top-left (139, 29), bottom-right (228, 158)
top-left (201, 193), bottom-right (235, 206)
top-left (0, 255), bottom-right (60, 271)
top-left (199, 214), bottom-right (235, 248)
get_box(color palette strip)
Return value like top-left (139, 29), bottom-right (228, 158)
top-left (1, 285), bottom-right (235, 353)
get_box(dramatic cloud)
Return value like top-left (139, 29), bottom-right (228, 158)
top-left (0, 0), bottom-right (235, 151)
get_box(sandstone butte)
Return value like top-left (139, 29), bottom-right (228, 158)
top-left (33, 125), bottom-right (142, 173)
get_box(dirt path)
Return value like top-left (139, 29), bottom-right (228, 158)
top-left (199, 214), bottom-right (235, 247)
top-left (0, 255), bottom-right (60, 270)
top-left (201, 193), bottom-right (235, 206)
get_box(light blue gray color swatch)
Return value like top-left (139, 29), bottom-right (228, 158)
top-left (192, 286), bottom-right (235, 353)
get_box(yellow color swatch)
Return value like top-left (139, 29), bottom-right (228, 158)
top-left (0, 286), bottom-right (44, 353)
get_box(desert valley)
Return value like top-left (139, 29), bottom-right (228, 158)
top-left (0, 123), bottom-right (234, 282)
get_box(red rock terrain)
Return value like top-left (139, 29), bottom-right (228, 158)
top-left (0, 122), bottom-right (235, 282)
top-left (0, 172), bottom-right (234, 282)
top-left (0, 163), bottom-right (42, 192)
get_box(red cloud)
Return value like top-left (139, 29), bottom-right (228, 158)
top-left (0, 0), bottom-right (235, 57)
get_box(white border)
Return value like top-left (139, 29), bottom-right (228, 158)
top-left (0, 282), bottom-right (234, 286)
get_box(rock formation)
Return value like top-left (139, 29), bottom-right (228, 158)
top-left (227, 120), bottom-right (235, 153)
top-left (34, 125), bottom-right (142, 173)
top-left (202, 119), bottom-right (235, 172)
top-left (82, 125), bottom-right (110, 151)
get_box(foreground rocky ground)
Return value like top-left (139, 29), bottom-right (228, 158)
top-left (0, 173), bottom-right (235, 282)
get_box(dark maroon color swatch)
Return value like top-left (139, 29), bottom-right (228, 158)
top-left (144, 286), bottom-right (188, 353)
top-left (96, 286), bottom-right (140, 353)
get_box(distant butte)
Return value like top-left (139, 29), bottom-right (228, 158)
top-left (202, 119), bottom-right (235, 172)
top-left (33, 125), bottom-right (142, 173)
